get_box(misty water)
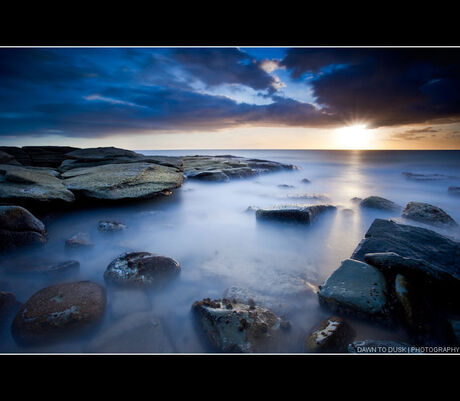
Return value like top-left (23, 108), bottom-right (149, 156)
top-left (1, 150), bottom-right (459, 353)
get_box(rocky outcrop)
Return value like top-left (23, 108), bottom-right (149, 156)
top-left (402, 201), bottom-right (457, 227)
top-left (255, 205), bottom-right (336, 224)
top-left (318, 259), bottom-right (390, 322)
top-left (11, 281), bottom-right (106, 345)
top-left (192, 298), bottom-right (283, 352)
top-left (348, 340), bottom-right (421, 353)
top-left (0, 164), bottom-right (75, 206)
top-left (304, 316), bottom-right (356, 353)
top-left (62, 162), bottom-right (183, 202)
top-left (360, 196), bottom-right (401, 211)
top-left (104, 252), bottom-right (180, 287)
top-left (97, 220), bottom-right (126, 232)
top-left (86, 312), bottom-right (173, 353)
top-left (0, 205), bottom-right (47, 251)
top-left (0, 150), bottom-right (20, 165)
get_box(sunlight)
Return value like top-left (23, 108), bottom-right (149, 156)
top-left (335, 124), bottom-right (373, 150)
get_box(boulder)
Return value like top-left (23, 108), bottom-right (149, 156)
top-left (65, 232), bottom-right (94, 248)
top-left (348, 340), bottom-right (421, 353)
top-left (0, 164), bottom-right (75, 207)
top-left (104, 251), bottom-right (180, 287)
top-left (402, 201), bottom-right (457, 227)
top-left (0, 205), bottom-right (47, 251)
top-left (360, 196), bottom-right (401, 211)
top-left (192, 298), bottom-right (283, 352)
top-left (62, 162), bottom-right (183, 201)
top-left (86, 312), bottom-right (173, 353)
top-left (11, 281), bottom-right (106, 345)
top-left (448, 186), bottom-right (460, 196)
top-left (223, 286), bottom-right (287, 315)
top-left (256, 205), bottom-right (336, 224)
top-left (97, 220), bottom-right (127, 232)
top-left (304, 316), bottom-right (356, 353)
top-left (318, 259), bottom-right (390, 322)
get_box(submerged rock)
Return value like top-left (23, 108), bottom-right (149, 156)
top-left (318, 259), bottom-right (390, 322)
top-left (0, 164), bottom-right (75, 206)
top-left (104, 251), bottom-right (180, 287)
top-left (62, 162), bottom-right (183, 201)
top-left (305, 316), bottom-right (356, 353)
top-left (348, 340), bottom-right (421, 353)
top-left (402, 172), bottom-right (456, 181)
top-left (65, 232), bottom-right (94, 248)
top-left (360, 196), bottom-right (401, 211)
top-left (87, 312), bottom-right (173, 353)
top-left (192, 298), bottom-right (283, 352)
top-left (11, 281), bottom-right (106, 345)
top-left (0, 205), bottom-right (47, 251)
top-left (97, 220), bottom-right (127, 232)
top-left (256, 205), bottom-right (336, 224)
top-left (402, 201), bottom-right (457, 227)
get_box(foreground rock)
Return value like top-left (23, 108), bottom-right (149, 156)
top-left (62, 162), bottom-right (183, 201)
top-left (0, 205), bottom-right (47, 251)
top-left (0, 164), bottom-right (75, 206)
top-left (11, 281), bottom-right (106, 345)
top-left (256, 205), bottom-right (336, 224)
top-left (97, 220), bottom-right (127, 232)
top-left (318, 259), bottom-right (390, 322)
top-left (360, 196), bottom-right (401, 211)
top-left (348, 340), bottom-right (421, 353)
top-left (192, 298), bottom-right (283, 352)
top-left (87, 312), bottom-right (173, 353)
top-left (402, 201), bottom-right (457, 227)
top-left (305, 316), bottom-right (356, 353)
top-left (104, 252), bottom-right (180, 287)
top-left (182, 155), bottom-right (295, 182)
top-left (65, 232), bottom-right (94, 248)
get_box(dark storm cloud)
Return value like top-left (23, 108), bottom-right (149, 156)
top-left (282, 48), bottom-right (460, 128)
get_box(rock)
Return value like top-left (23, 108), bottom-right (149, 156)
top-left (0, 205), bottom-right (47, 251)
top-left (448, 186), bottom-right (460, 196)
top-left (65, 146), bottom-right (141, 162)
top-left (97, 220), bottom-right (127, 232)
top-left (318, 259), bottom-right (390, 322)
top-left (186, 170), bottom-right (230, 182)
top-left (223, 286), bottom-right (286, 315)
top-left (0, 146), bottom-right (32, 165)
top-left (245, 206), bottom-right (260, 213)
top-left (62, 162), bottom-right (183, 201)
top-left (348, 340), bottom-right (421, 353)
top-left (402, 201), bottom-right (457, 227)
top-left (6, 260), bottom-right (80, 275)
top-left (65, 232), bottom-right (94, 248)
top-left (191, 298), bottom-right (283, 352)
top-left (110, 289), bottom-right (151, 321)
top-left (360, 196), bottom-right (401, 211)
top-left (0, 164), bottom-right (75, 206)
top-left (21, 146), bottom-right (79, 167)
top-left (11, 281), bottom-right (106, 345)
top-left (402, 172), bottom-right (456, 181)
top-left (305, 316), bottom-right (356, 353)
top-left (0, 150), bottom-right (20, 165)
top-left (285, 193), bottom-right (330, 201)
top-left (350, 197), bottom-right (362, 203)
top-left (301, 178), bottom-right (311, 183)
top-left (86, 312), bottom-right (173, 353)
top-left (104, 251), bottom-right (180, 287)
top-left (351, 219), bottom-right (460, 274)
top-left (278, 184), bottom-right (295, 188)
top-left (256, 205), bottom-right (336, 224)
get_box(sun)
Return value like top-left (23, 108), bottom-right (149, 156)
top-left (335, 124), bottom-right (372, 150)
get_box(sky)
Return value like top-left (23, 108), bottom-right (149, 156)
top-left (0, 47), bottom-right (460, 150)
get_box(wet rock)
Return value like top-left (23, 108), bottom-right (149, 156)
top-left (7, 260), bottom-right (80, 275)
top-left (256, 205), bottom-right (336, 225)
top-left (192, 298), bottom-right (283, 352)
top-left (97, 220), bottom-right (127, 232)
top-left (104, 251), bottom-right (180, 287)
top-left (301, 178), bottom-right (311, 183)
top-left (0, 164), bottom-right (75, 206)
top-left (348, 340), bottom-right (422, 353)
top-left (305, 316), bottom-right (356, 353)
top-left (318, 259), bottom-right (390, 322)
top-left (448, 186), bottom-right (460, 196)
top-left (402, 201), bottom-right (457, 227)
top-left (360, 196), bottom-right (401, 211)
top-left (0, 205), bottom-right (47, 251)
top-left (402, 172), bottom-right (456, 181)
top-left (186, 170), bottom-right (230, 182)
top-left (62, 162), bottom-right (183, 201)
top-left (110, 289), bottom-right (151, 321)
top-left (65, 232), bottom-right (94, 248)
top-left (11, 281), bottom-right (106, 345)
top-left (86, 312), bottom-right (173, 353)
